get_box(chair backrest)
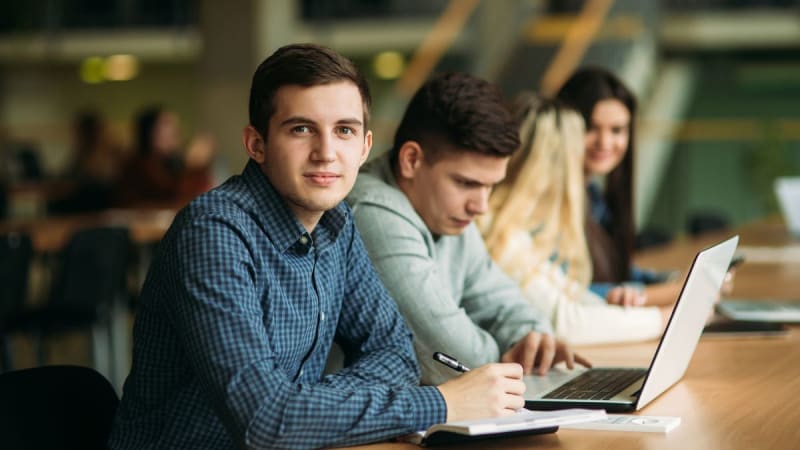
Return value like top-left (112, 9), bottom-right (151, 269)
top-left (51, 227), bottom-right (130, 313)
top-left (0, 232), bottom-right (33, 321)
top-left (687, 210), bottom-right (730, 236)
top-left (0, 365), bottom-right (120, 449)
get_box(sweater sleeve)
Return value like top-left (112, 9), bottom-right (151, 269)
top-left (521, 273), bottom-right (663, 345)
top-left (496, 232), bottom-right (663, 346)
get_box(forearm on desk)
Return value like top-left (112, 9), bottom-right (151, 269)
top-left (517, 275), bottom-right (662, 345)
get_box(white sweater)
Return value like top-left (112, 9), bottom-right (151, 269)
top-left (495, 231), bottom-right (663, 345)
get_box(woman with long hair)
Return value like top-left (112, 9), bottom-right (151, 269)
top-left (481, 95), bottom-right (669, 344)
top-left (555, 67), bottom-right (682, 307)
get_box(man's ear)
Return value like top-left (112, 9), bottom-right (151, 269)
top-left (360, 130), bottom-right (373, 166)
top-left (242, 125), bottom-right (266, 164)
top-left (396, 141), bottom-right (424, 179)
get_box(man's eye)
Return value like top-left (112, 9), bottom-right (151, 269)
top-left (337, 126), bottom-right (355, 136)
top-left (292, 125), bottom-right (311, 134)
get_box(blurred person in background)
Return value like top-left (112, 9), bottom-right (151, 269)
top-left (48, 110), bottom-right (121, 214)
top-left (555, 67), bottom-right (682, 307)
top-left (481, 94), bottom-right (670, 345)
top-left (115, 105), bottom-right (215, 208)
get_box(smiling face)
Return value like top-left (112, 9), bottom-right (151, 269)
top-left (243, 81), bottom-right (372, 231)
top-left (397, 143), bottom-right (509, 236)
top-left (583, 98), bottom-right (631, 177)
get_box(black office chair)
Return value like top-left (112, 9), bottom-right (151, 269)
top-left (8, 227), bottom-right (131, 373)
top-left (0, 365), bottom-right (119, 450)
top-left (0, 232), bottom-right (33, 372)
top-left (687, 210), bottom-right (730, 237)
top-left (635, 226), bottom-right (673, 251)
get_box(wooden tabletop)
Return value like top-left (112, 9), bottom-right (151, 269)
top-left (340, 220), bottom-right (800, 450)
top-left (0, 208), bottom-right (176, 252)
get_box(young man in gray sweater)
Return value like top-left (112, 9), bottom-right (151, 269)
top-left (348, 72), bottom-right (591, 385)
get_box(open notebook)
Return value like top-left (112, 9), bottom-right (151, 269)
top-left (403, 408), bottom-right (605, 446)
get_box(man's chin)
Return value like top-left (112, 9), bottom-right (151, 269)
top-left (437, 224), bottom-right (470, 236)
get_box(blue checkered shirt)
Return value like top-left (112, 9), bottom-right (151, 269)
top-left (109, 160), bottom-right (445, 450)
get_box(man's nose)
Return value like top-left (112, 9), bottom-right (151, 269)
top-left (312, 133), bottom-right (336, 161)
top-left (467, 188), bottom-right (490, 215)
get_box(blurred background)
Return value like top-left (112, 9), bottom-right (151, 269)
top-left (1, 0), bottom-right (799, 387)
top-left (1, 0), bottom-right (799, 232)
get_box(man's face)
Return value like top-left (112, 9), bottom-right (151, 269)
top-left (405, 149), bottom-right (509, 236)
top-left (253, 81), bottom-right (372, 229)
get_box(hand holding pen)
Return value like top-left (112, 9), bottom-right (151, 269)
top-left (433, 352), bottom-right (527, 422)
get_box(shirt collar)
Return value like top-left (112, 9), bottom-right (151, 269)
top-left (241, 159), bottom-right (348, 253)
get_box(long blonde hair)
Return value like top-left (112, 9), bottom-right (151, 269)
top-left (481, 94), bottom-right (591, 289)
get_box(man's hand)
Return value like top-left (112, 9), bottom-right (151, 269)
top-left (501, 332), bottom-right (592, 376)
top-left (436, 363), bottom-right (526, 422)
top-left (606, 285), bottom-right (646, 307)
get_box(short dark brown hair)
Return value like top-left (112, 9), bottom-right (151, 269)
top-left (390, 72), bottom-right (519, 166)
top-left (248, 43), bottom-right (371, 138)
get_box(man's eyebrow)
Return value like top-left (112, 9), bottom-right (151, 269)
top-left (336, 118), bottom-right (363, 126)
top-left (453, 174), bottom-right (494, 187)
top-left (278, 116), bottom-right (363, 127)
top-left (279, 116), bottom-right (316, 127)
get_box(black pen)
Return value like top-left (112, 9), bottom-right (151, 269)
top-left (432, 352), bottom-right (471, 373)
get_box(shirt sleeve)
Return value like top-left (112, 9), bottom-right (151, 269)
top-left (165, 213), bottom-right (444, 450)
top-left (324, 220), bottom-right (443, 403)
top-left (458, 225), bottom-right (554, 356)
top-left (589, 281), bottom-right (614, 299)
top-left (352, 203), bottom-right (551, 385)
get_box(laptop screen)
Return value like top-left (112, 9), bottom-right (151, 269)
top-left (636, 235), bottom-right (739, 408)
top-left (775, 177), bottom-right (800, 238)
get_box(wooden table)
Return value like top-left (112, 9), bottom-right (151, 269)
top-left (342, 222), bottom-right (800, 449)
top-left (0, 208), bottom-right (175, 253)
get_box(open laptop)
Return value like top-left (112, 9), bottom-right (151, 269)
top-left (775, 177), bottom-right (800, 238)
top-left (524, 235), bottom-right (739, 412)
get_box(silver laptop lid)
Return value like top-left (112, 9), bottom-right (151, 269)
top-left (637, 235), bottom-right (739, 409)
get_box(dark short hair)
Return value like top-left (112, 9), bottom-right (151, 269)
top-left (390, 72), bottom-right (519, 167)
top-left (248, 43), bottom-right (371, 139)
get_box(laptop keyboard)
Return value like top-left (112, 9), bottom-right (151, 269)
top-left (542, 368), bottom-right (647, 401)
